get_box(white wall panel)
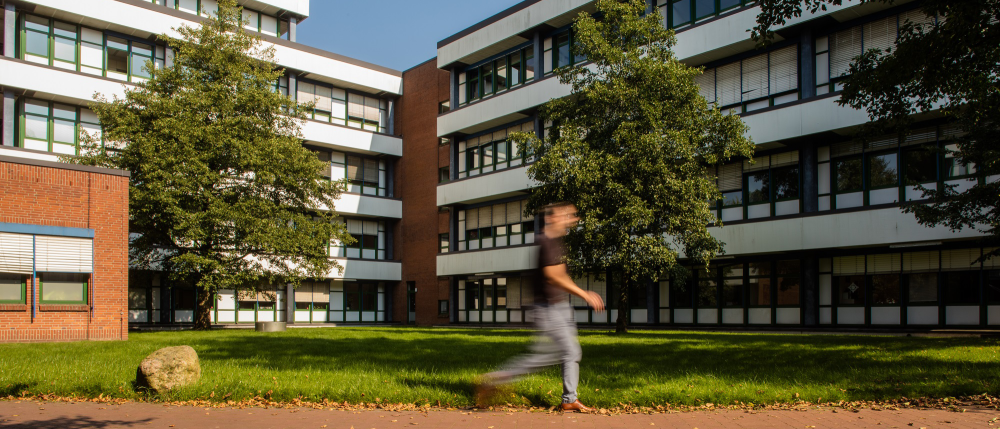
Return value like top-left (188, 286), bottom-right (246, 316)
top-left (722, 308), bottom-right (743, 324)
top-left (837, 307), bottom-right (865, 324)
top-left (325, 193), bottom-right (402, 219)
top-left (697, 308), bottom-right (717, 324)
top-left (945, 306), bottom-right (979, 325)
top-left (709, 207), bottom-right (986, 257)
top-left (437, 246), bottom-right (538, 277)
top-left (741, 96), bottom-right (872, 146)
top-left (819, 307), bottom-right (832, 324)
top-left (331, 259), bottom-right (401, 281)
top-left (748, 308), bottom-right (770, 324)
top-left (301, 121), bottom-right (402, 157)
top-left (907, 306), bottom-right (938, 325)
top-left (437, 166), bottom-right (533, 206)
top-left (870, 307), bottom-right (900, 325)
top-left (673, 309), bottom-right (693, 323)
top-left (776, 308), bottom-right (800, 324)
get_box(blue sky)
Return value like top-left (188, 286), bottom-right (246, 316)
top-left (296, 1), bottom-right (525, 72)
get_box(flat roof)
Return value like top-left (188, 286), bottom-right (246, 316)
top-left (437, 0), bottom-right (544, 49)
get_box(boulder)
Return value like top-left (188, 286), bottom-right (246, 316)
top-left (136, 345), bottom-right (201, 393)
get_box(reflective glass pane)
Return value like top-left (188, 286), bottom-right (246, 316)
top-left (24, 115), bottom-right (49, 141)
top-left (773, 167), bottom-right (799, 200)
top-left (53, 104), bottom-right (76, 120)
top-left (132, 42), bottom-right (153, 57)
top-left (25, 15), bottom-right (49, 32)
top-left (908, 273), bottom-right (937, 303)
top-left (106, 47), bottom-right (129, 74)
top-left (748, 277), bottom-right (770, 306)
top-left (24, 99), bottom-right (49, 116)
top-left (868, 152), bottom-right (898, 187)
top-left (54, 36), bottom-right (76, 62)
top-left (54, 21), bottom-right (77, 39)
top-left (835, 158), bottom-right (863, 192)
top-left (695, 0), bottom-right (716, 18)
top-left (53, 119), bottom-right (76, 144)
top-left (722, 190), bottom-right (742, 206)
top-left (556, 34), bottom-right (571, 68)
top-left (720, 0), bottom-right (742, 10)
top-left (870, 274), bottom-right (900, 305)
top-left (106, 36), bottom-right (128, 51)
top-left (904, 148), bottom-right (937, 184)
top-left (747, 172), bottom-right (769, 203)
top-left (837, 275), bottom-right (865, 305)
top-left (672, 0), bottom-right (691, 27)
top-left (25, 30), bottom-right (49, 57)
top-left (0, 275), bottom-right (22, 302)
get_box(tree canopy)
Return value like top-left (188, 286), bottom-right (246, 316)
top-left (72, 0), bottom-right (350, 328)
top-left (754, 0), bottom-right (1000, 258)
top-left (516, 0), bottom-right (754, 332)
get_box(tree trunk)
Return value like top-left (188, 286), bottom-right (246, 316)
top-left (615, 278), bottom-right (629, 334)
top-left (193, 275), bottom-right (213, 330)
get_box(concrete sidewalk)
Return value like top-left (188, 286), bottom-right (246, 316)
top-left (1, 400), bottom-right (997, 429)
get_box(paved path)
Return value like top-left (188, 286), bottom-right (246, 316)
top-left (1, 400), bottom-right (997, 429)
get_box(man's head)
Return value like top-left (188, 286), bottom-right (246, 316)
top-left (542, 202), bottom-right (578, 237)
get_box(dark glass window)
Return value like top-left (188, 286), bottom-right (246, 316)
top-left (720, 0), bottom-right (742, 10)
top-left (721, 264), bottom-right (744, 308)
top-left (697, 277), bottom-right (718, 307)
top-left (988, 270), bottom-right (1000, 303)
top-left (439, 167), bottom-right (450, 183)
top-left (672, 0), bottom-right (691, 27)
top-left (509, 53), bottom-right (522, 87)
top-left (722, 190), bottom-right (742, 207)
top-left (466, 282), bottom-right (480, 310)
top-left (835, 157), bottom-right (863, 192)
top-left (870, 274), bottom-right (900, 305)
top-left (671, 275), bottom-right (693, 308)
top-left (556, 33), bottom-right (571, 69)
top-left (903, 147), bottom-right (937, 184)
top-left (837, 275), bottom-right (865, 305)
top-left (773, 167), bottom-right (800, 200)
top-left (868, 152), bottom-right (899, 188)
top-left (907, 273), bottom-right (938, 303)
top-left (747, 172), bottom-right (770, 203)
top-left (361, 283), bottom-right (377, 311)
top-left (695, 0), bottom-right (715, 18)
top-left (776, 260), bottom-right (800, 305)
top-left (748, 261), bottom-right (771, 306)
top-left (344, 283), bottom-right (360, 311)
top-left (438, 299), bottom-right (449, 315)
top-left (943, 271), bottom-right (980, 304)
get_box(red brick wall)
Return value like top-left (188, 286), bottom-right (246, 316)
top-left (0, 158), bottom-right (129, 342)
top-left (397, 60), bottom-right (452, 325)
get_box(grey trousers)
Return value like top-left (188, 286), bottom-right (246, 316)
top-left (491, 300), bottom-right (582, 403)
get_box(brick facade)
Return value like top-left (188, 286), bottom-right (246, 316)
top-left (0, 155), bottom-right (129, 342)
top-left (397, 59), bottom-right (452, 326)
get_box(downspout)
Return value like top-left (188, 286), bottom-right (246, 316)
top-left (31, 235), bottom-right (36, 322)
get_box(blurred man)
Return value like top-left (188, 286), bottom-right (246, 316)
top-left (477, 202), bottom-right (605, 412)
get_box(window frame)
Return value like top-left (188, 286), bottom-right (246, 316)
top-left (38, 273), bottom-right (89, 305)
top-left (0, 274), bottom-right (28, 304)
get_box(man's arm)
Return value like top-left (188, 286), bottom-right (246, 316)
top-left (543, 264), bottom-right (606, 312)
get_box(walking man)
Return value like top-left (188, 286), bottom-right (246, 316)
top-left (477, 202), bottom-right (605, 412)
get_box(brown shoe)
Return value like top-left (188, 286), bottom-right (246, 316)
top-left (474, 382), bottom-right (497, 407)
top-left (560, 400), bottom-right (592, 413)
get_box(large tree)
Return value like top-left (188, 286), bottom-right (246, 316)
top-left (753, 0), bottom-right (1000, 258)
top-left (516, 0), bottom-right (754, 333)
top-left (72, 0), bottom-right (350, 329)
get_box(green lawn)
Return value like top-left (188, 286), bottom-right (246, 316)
top-left (1, 328), bottom-right (998, 408)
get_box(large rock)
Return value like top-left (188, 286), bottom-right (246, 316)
top-left (136, 346), bottom-right (201, 393)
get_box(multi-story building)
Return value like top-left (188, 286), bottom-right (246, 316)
top-left (0, 0), bottom-right (405, 328)
top-left (428, 0), bottom-right (999, 329)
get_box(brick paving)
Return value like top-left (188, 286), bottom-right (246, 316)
top-left (1, 400), bottom-right (998, 429)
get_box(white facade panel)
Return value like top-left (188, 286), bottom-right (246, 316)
top-left (330, 193), bottom-right (402, 219)
top-left (438, 73), bottom-right (571, 137)
top-left (300, 120), bottom-right (402, 157)
top-left (741, 96), bottom-right (872, 146)
top-left (673, 309), bottom-right (693, 324)
top-left (907, 306), bottom-right (938, 325)
top-left (243, 0), bottom-right (309, 17)
top-left (870, 307), bottom-right (900, 325)
top-left (697, 308), bottom-right (717, 324)
top-left (837, 307), bottom-right (865, 324)
top-left (710, 207), bottom-right (986, 257)
top-left (776, 308), bottom-right (800, 324)
top-left (722, 308), bottom-right (742, 324)
top-left (332, 259), bottom-right (401, 282)
top-left (437, 246), bottom-right (538, 277)
top-left (748, 308), bottom-right (770, 324)
top-left (945, 306), bottom-right (979, 325)
top-left (437, 166), bottom-right (534, 206)
top-left (0, 57), bottom-right (127, 104)
top-left (22, 0), bottom-right (398, 94)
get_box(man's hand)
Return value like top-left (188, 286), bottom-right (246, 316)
top-left (584, 291), bottom-right (605, 312)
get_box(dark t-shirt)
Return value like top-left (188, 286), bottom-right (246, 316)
top-left (533, 233), bottom-right (569, 305)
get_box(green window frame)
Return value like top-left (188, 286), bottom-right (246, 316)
top-left (458, 45), bottom-right (534, 106)
top-left (867, 151), bottom-right (900, 190)
top-left (19, 13), bottom-right (164, 82)
top-left (0, 274), bottom-right (28, 304)
top-left (543, 30), bottom-right (585, 76)
top-left (332, 218), bottom-right (388, 260)
top-left (18, 98), bottom-right (101, 155)
top-left (39, 273), bottom-right (89, 305)
top-left (329, 151), bottom-right (388, 196)
top-left (457, 200), bottom-right (535, 251)
top-left (657, 0), bottom-right (752, 30)
top-left (457, 121), bottom-right (533, 178)
top-left (439, 233), bottom-right (450, 253)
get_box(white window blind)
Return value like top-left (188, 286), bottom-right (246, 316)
top-left (769, 45), bottom-right (798, 95)
top-left (744, 155), bottom-right (771, 172)
top-left (941, 249), bottom-right (980, 271)
top-left (903, 127), bottom-right (937, 146)
top-left (833, 255), bottom-right (865, 275)
top-left (506, 202), bottom-right (522, 223)
top-left (35, 236), bottom-right (93, 273)
top-left (830, 26), bottom-right (862, 78)
top-left (903, 251), bottom-right (940, 272)
top-left (695, 69), bottom-right (716, 103)
top-left (0, 233), bottom-right (33, 274)
top-left (346, 219), bottom-right (363, 235)
top-left (243, 9), bottom-right (259, 31)
top-left (296, 81), bottom-right (315, 105)
top-left (770, 151), bottom-right (799, 168)
top-left (718, 162), bottom-right (742, 190)
top-left (363, 159), bottom-right (378, 183)
top-left (863, 16), bottom-right (896, 55)
top-left (831, 141), bottom-right (864, 157)
top-left (741, 54), bottom-right (768, 101)
top-left (261, 14), bottom-right (278, 36)
top-left (478, 206), bottom-right (492, 228)
top-left (867, 253), bottom-right (900, 273)
top-left (983, 249), bottom-right (1000, 269)
top-left (295, 283), bottom-right (314, 302)
top-left (313, 281), bottom-right (330, 304)
top-left (900, 9), bottom-right (935, 33)
top-left (466, 208), bottom-right (479, 230)
top-left (492, 203), bottom-right (507, 226)
top-left (716, 63), bottom-right (741, 107)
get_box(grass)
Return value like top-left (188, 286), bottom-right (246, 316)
top-left (1, 327), bottom-right (999, 408)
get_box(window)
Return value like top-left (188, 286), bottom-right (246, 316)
top-left (776, 260), bottom-right (800, 306)
top-left (329, 151), bottom-right (388, 196)
top-left (439, 100), bottom-right (451, 114)
top-left (542, 31), bottom-right (585, 76)
top-left (20, 98), bottom-right (101, 155)
top-left (438, 299), bottom-right (449, 316)
top-left (671, 273), bottom-right (694, 308)
top-left (868, 152), bottom-right (899, 189)
top-left (296, 80), bottom-right (388, 133)
top-left (439, 233), bottom-right (450, 253)
top-left (837, 275), bottom-right (865, 305)
top-left (816, 9), bottom-right (937, 94)
top-left (458, 121), bottom-right (534, 178)
top-left (458, 200), bottom-right (535, 251)
top-left (295, 281), bottom-right (329, 311)
top-left (20, 14), bottom-right (165, 81)
top-left (0, 274), bottom-right (27, 304)
top-left (943, 271), bottom-right (979, 305)
top-left (240, 7), bottom-right (280, 36)
top-left (439, 137), bottom-right (451, 146)
top-left (696, 45), bottom-right (799, 112)
top-left (657, 0), bottom-right (753, 29)
top-left (439, 167), bottom-right (450, 184)
top-left (332, 218), bottom-right (388, 260)
top-left (39, 273), bottom-right (88, 304)
top-left (459, 45), bottom-right (534, 106)
top-left (748, 262), bottom-right (771, 306)
top-left (697, 272), bottom-right (717, 308)
top-left (907, 273), bottom-right (938, 303)
top-left (869, 274), bottom-right (900, 305)
top-left (903, 146), bottom-right (937, 185)
top-left (721, 264), bottom-right (743, 308)
top-left (711, 151), bottom-right (799, 221)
